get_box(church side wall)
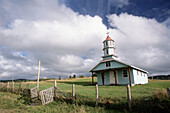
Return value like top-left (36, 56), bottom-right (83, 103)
top-left (117, 68), bottom-right (134, 85)
top-left (132, 69), bottom-right (148, 84)
top-left (117, 69), bottom-right (129, 84)
top-left (96, 72), bottom-right (102, 85)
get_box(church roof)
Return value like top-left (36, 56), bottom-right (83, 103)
top-left (89, 58), bottom-right (148, 73)
top-left (103, 35), bottom-right (114, 42)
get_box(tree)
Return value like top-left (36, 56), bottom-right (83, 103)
top-left (73, 74), bottom-right (76, 78)
top-left (59, 76), bottom-right (61, 80)
top-left (79, 75), bottom-right (84, 78)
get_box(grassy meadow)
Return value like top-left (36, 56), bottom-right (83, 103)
top-left (0, 77), bottom-right (170, 113)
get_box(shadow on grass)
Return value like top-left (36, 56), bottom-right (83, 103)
top-left (53, 95), bottom-right (128, 112)
top-left (17, 89), bottom-right (32, 105)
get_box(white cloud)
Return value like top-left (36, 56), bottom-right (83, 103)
top-left (0, 0), bottom-right (107, 80)
top-left (108, 13), bottom-right (170, 74)
top-left (0, 0), bottom-right (169, 80)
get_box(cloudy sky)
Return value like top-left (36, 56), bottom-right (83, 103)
top-left (0, 0), bottom-right (170, 80)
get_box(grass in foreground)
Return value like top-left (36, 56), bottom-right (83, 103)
top-left (0, 78), bottom-right (170, 113)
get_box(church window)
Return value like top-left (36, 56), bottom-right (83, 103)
top-left (106, 49), bottom-right (109, 55)
top-left (123, 69), bottom-right (128, 77)
top-left (106, 41), bottom-right (108, 46)
top-left (106, 61), bottom-right (111, 67)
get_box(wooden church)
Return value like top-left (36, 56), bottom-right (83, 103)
top-left (90, 35), bottom-right (148, 86)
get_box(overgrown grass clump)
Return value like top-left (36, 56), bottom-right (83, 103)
top-left (131, 89), bottom-right (169, 113)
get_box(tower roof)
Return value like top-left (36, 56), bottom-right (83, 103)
top-left (103, 35), bottom-right (114, 42)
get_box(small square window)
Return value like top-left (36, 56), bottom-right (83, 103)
top-left (123, 70), bottom-right (128, 77)
top-left (106, 61), bottom-right (111, 67)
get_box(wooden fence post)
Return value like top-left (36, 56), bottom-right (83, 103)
top-left (1, 82), bottom-right (3, 91)
top-left (18, 82), bottom-right (21, 93)
top-left (72, 84), bottom-right (75, 103)
top-left (26, 83), bottom-right (29, 96)
top-left (37, 60), bottom-right (41, 93)
top-left (96, 84), bottom-right (98, 107)
top-left (7, 82), bottom-right (9, 92)
top-left (0, 82), bottom-right (1, 91)
top-left (127, 84), bottom-right (131, 111)
top-left (54, 80), bottom-right (57, 99)
top-left (167, 87), bottom-right (170, 97)
top-left (12, 82), bottom-right (14, 92)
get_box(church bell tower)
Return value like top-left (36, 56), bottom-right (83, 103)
top-left (102, 34), bottom-right (118, 60)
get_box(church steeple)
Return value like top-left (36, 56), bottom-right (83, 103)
top-left (102, 35), bottom-right (118, 60)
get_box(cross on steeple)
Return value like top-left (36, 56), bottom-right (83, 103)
top-left (106, 32), bottom-right (109, 36)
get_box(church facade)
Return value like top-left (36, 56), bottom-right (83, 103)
top-left (90, 35), bottom-right (148, 86)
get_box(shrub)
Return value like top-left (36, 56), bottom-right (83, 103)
top-left (59, 76), bottom-right (61, 80)
top-left (153, 89), bottom-right (169, 101)
top-left (79, 75), bottom-right (84, 78)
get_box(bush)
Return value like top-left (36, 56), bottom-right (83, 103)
top-left (153, 89), bottom-right (169, 101)
top-left (69, 76), bottom-right (72, 79)
top-left (79, 75), bottom-right (84, 78)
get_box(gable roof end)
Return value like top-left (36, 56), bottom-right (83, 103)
top-left (89, 59), bottom-right (148, 73)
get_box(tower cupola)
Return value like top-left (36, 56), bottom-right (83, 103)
top-left (102, 35), bottom-right (118, 60)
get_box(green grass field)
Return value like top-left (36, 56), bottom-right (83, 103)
top-left (0, 77), bottom-right (170, 113)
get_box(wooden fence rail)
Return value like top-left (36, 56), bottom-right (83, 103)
top-left (55, 86), bottom-right (70, 99)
